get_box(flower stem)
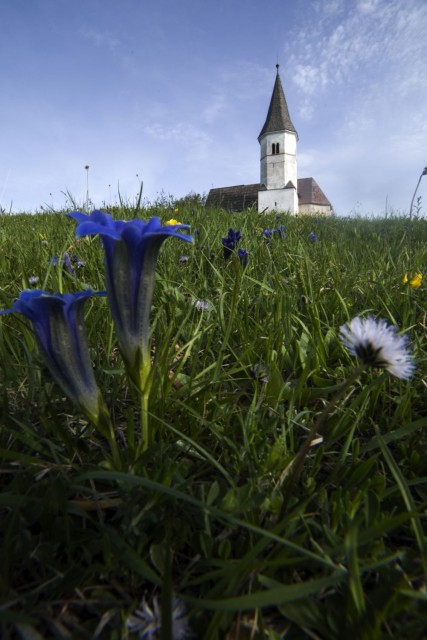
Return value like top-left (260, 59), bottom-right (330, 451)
top-left (95, 401), bottom-right (122, 470)
top-left (138, 351), bottom-right (152, 453)
top-left (279, 364), bottom-right (365, 518)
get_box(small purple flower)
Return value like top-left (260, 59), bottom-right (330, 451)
top-left (179, 255), bottom-right (189, 264)
top-left (222, 228), bottom-right (241, 258)
top-left (70, 254), bottom-right (86, 269)
top-left (64, 252), bottom-right (74, 274)
top-left (49, 254), bottom-right (76, 274)
top-left (28, 276), bottom-right (39, 286)
top-left (237, 249), bottom-right (249, 268)
top-left (308, 232), bottom-right (318, 243)
top-left (195, 299), bottom-right (210, 312)
top-left (264, 227), bottom-right (285, 241)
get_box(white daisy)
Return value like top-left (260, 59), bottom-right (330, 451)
top-left (126, 595), bottom-right (191, 639)
top-left (339, 316), bottom-right (415, 380)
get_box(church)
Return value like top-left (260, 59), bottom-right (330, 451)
top-left (206, 65), bottom-right (332, 215)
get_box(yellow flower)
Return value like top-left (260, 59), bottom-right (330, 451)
top-left (403, 272), bottom-right (423, 288)
top-left (174, 207), bottom-right (179, 213)
top-left (165, 219), bottom-right (181, 226)
top-left (409, 273), bottom-right (423, 288)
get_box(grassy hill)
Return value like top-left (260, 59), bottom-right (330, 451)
top-left (0, 205), bottom-right (426, 639)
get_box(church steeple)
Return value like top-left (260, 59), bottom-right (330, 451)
top-left (258, 65), bottom-right (298, 211)
top-left (258, 65), bottom-right (297, 140)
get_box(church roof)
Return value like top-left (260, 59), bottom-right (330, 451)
top-left (258, 65), bottom-right (297, 140)
top-left (297, 178), bottom-right (331, 206)
top-left (205, 183), bottom-right (265, 211)
top-left (205, 178), bottom-right (331, 211)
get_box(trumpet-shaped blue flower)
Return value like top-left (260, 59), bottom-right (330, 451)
top-left (237, 248), bottom-right (249, 268)
top-left (222, 228), bottom-right (241, 258)
top-left (50, 253), bottom-right (76, 274)
top-left (264, 226), bottom-right (285, 241)
top-left (67, 210), bottom-right (193, 382)
top-left (0, 289), bottom-right (106, 424)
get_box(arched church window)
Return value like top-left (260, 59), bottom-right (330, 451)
top-left (271, 143), bottom-right (280, 155)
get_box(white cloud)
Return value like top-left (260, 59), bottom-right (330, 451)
top-left (357, 0), bottom-right (381, 14)
top-left (287, 0), bottom-right (427, 118)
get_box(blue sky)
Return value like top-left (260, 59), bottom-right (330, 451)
top-left (1, 0), bottom-right (426, 215)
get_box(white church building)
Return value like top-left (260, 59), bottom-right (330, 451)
top-left (206, 65), bottom-right (332, 215)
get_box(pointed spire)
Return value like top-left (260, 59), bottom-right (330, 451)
top-left (258, 66), bottom-right (297, 139)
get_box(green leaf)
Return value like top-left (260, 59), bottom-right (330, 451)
top-left (182, 572), bottom-right (346, 611)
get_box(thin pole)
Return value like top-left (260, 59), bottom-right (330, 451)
top-left (85, 165), bottom-right (90, 210)
top-left (409, 167), bottom-right (427, 219)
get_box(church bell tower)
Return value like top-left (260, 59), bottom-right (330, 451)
top-left (258, 65), bottom-right (299, 213)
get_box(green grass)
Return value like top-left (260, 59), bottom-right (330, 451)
top-left (0, 203), bottom-right (426, 639)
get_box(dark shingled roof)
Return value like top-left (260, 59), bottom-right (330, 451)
top-left (258, 66), bottom-right (297, 140)
top-left (205, 178), bottom-right (331, 211)
top-left (297, 178), bottom-right (331, 206)
top-left (205, 183), bottom-right (266, 211)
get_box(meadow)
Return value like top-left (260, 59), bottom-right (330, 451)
top-left (0, 201), bottom-right (426, 639)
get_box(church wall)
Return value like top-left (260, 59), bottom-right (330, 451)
top-left (298, 203), bottom-right (332, 215)
top-left (258, 187), bottom-right (298, 213)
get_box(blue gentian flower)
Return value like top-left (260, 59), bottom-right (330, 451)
top-left (67, 210), bottom-right (193, 384)
top-left (50, 254), bottom-right (75, 274)
top-left (222, 228), bottom-right (241, 258)
top-left (237, 249), bottom-right (249, 268)
top-left (274, 225), bottom-right (286, 239)
top-left (64, 252), bottom-right (74, 274)
top-left (309, 232), bottom-right (318, 243)
top-left (69, 254), bottom-right (86, 269)
top-left (264, 227), bottom-right (285, 242)
top-left (0, 289), bottom-right (106, 425)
